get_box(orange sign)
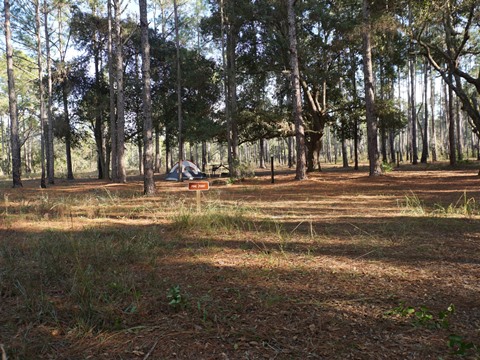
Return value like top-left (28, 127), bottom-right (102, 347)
top-left (188, 181), bottom-right (210, 191)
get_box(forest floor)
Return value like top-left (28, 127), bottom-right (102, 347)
top-left (1, 162), bottom-right (480, 359)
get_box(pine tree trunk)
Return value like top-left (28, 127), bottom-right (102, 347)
top-left (62, 82), bottom-right (74, 180)
top-left (456, 99), bottom-right (463, 161)
top-left (341, 128), bottom-right (348, 168)
top-left (430, 68), bottom-right (437, 162)
top-left (155, 123), bottom-right (161, 173)
top-left (174, 0), bottom-right (183, 182)
top-left (89, 5), bottom-right (106, 179)
top-left (448, 72), bottom-right (456, 166)
top-left (44, 0), bottom-right (54, 184)
top-left (381, 127), bottom-right (387, 163)
top-left (389, 130), bottom-right (396, 163)
top-left (4, 0), bottom-right (22, 187)
top-left (287, 0), bottom-right (306, 180)
top-left (259, 138), bottom-right (266, 168)
top-left (362, 0), bottom-right (381, 176)
top-left (421, 60), bottom-right (429, 163)
top-left (226, 5), bottom-right (239, 177)
top-left (114, 0), bottom-right (126, 182)
top-left (409, 47), bottom-right (418, 164)
top-left (35, 0), bottom-right (47, 188)
top-left (351, 53), bottom-right (359, 170)
top-left (108, 0), bottom-right (117, 180)
top-left (220, 0), bottom-right (232, 173)
top-left (201, 141), bottom-right (207, 172)
top-left (287, 136), bottom-right (294, 168)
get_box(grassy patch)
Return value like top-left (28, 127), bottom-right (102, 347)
top-left (1, 169), bottom-right (479, 359)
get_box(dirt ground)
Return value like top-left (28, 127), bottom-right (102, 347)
top-left (1, 163), bottom-right (479, 359)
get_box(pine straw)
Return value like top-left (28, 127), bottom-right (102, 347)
top-left (1, 165), bottom-right (479, 359)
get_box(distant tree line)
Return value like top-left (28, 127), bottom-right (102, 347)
top-left (1, 0), bottom-right (479, 191)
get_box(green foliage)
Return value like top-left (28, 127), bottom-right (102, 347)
top-left (236, 161), bottom-right (256, 179)
top-left (381, 162), bottom-right (394, 173)
top-left (167, 285), bottom-right (187, 311)
top-left (385, 303), bottom-right (455, 329)
top-left (386, 302), bottom-right (415, 317)
top-left (149, 35), bottom-right (221, 148)
top-left (376, 99), bottom-right (408, 134)
top-left (447, 335), bottom-right (477, 356)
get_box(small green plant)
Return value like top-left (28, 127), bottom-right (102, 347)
top-left (413, 305), bottom-right (435, 327)
top-left (385, 302), bottom-right (415, 317)
top-left (447, 334), bottom-right (476, 355)
top-left (167, 285), bottom-right (187, 311)
top-left (438, 304), bottom-right (455, 329)
top-left (381, 162), bottom-right (394, 172)
top-left (386, 303), bottom-right (455, 329)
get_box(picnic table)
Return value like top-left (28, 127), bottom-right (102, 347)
top-left (210, 164), bottom-right (230, 177)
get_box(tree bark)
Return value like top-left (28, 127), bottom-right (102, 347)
top-left (114, 0), bottom-right (126, 182)
top-left (350, 52), bottom-right (359, 170)
top-left (44, 0), bottom-right (54, 184)
top-left (57, 4), bottom-right (74, 180)
top-left (174, 0), bottom-right (183, 181)
top-left (259, 138), bottom-right (266, 168)
top-left (201, 141), bottom-right (207, 172)
top-left (155, 123), bottom-right (161, 173)
top-left (456, 99), bottom-right (463, 161)
top-left (409, 48), bottom-right (418, 165)
top-left (220, 0), bottom-right (231, 172)
top-left (448, 72), bottom-right (456, 166)
top-left (421, 60), bottom-right (429, 163)
top-left (227, 28), bottom-right (239, 177)
top-left (89, 3), bottom-right (106, 179)
top-left (4, 0), bottom-right (22, 187)
top-left (35, 0), bottom-right (47, 188)
top-left (108, 0), bottom-right (117, 180)
top-left (362, 0), bottom-right (381, 176)
top-left (62, 81), bottom-right (74, 179)
top-left (140, 0), bottom-right (156, 195)
top-left (288, 0), bottom-right (306, 180)
top-left (430, 65), bottom-right (437, 162)
top-left (287, 136), bottom-right (294, 168)
top-left (341, 127), bottom-right (348, 168)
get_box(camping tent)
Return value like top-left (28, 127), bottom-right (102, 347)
top-left (165, 160), bottom-right (207, 181)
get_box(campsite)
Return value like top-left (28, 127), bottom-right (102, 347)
top-left (1, 163), bottom-right (479, 359)
top-left (1, 0), bottom-right (480, 358)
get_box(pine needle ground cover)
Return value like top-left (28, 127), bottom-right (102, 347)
top-left (1, 165), bottom-right (479, 359)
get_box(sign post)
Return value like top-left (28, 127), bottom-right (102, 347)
top-left (188, 181), bottom-right (210, 212)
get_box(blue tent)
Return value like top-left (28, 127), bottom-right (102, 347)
top-left (165, 160), bottom-right (207, 181)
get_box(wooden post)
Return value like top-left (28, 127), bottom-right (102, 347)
top-left (196, 190), bottom-right (201, 213)
top-left (271, 156), bottom-right (274, 184)
top-left (188, 181), bottom-right (209, 212)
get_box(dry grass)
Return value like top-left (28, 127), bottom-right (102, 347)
top-left (0, 163), bottom-right (479, 359)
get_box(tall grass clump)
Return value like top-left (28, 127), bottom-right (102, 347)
top-left (433, 191), bottom-right (478, 217)
top-left (170, 203), bottom-right (256, 234)
top-left (400, 192), bottom-right (426, 215)
top-left (0, 226), bottom-right (165, 338)
top-left (400, 191), bottom-right (478, 218)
